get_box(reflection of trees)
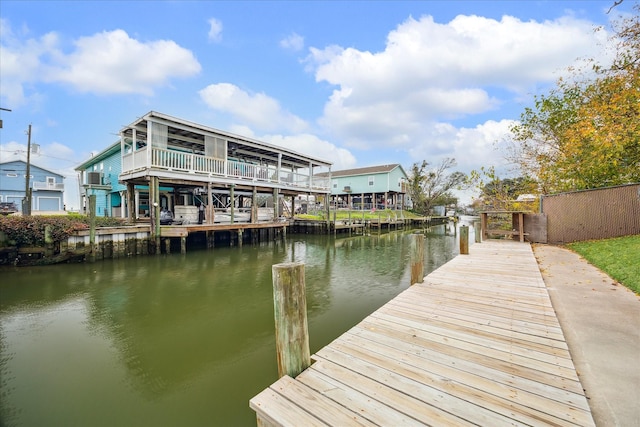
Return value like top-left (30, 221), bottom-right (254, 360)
top-left (83, 247), bottom-right (287, 397)
top-left (0, 228), bottom-right (459, 402)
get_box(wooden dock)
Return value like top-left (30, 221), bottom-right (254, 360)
top-left (250, 240), bottom-right (595, 426)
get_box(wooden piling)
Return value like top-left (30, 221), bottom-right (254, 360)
top-left (89, 194), bottom-right (96, 263)
top-left (410, 233), bottom-right (425, 285)
top-left (460, 225), bottom-right (469, 254)
top-left (272, 262), bottom-right (311, 379)
top-left (474, 220), bottom-right (481, 243)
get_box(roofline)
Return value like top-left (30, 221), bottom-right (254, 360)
top-left (319, 164), bottom-right (407, 178)
top-left (75, 140), bottom-right (121, 171)
top-left (127, 111), bottom-right (332, 168)
top-left (0, 159), bottom-right (63, 176)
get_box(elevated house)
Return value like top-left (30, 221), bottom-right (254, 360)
top-left (77, 111), bottom-right (332, 230)
top-left (0, 160), bottom-right (65, 213)
top-left (321, 164), bottom-right (409, 210)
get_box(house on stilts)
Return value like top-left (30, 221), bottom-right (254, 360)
top-left (76, 111), bottom-right (332, 241)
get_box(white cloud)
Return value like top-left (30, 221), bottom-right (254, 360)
top-left (0, 23), bottom-right (201, 104)
top-left (406, 119), bottom-right (516, 173)
top-left (199, 83), bottom-right (308, 133)
top-left (262, 133), bottom-right (356, 171)
top-left (307, 13), bottom-right (608, 166)
top-left (52, 29), bottom-right (201, 95)
top-left (208, 18), bottom-right (223, 43)
top-left (280, 32), bottom-right (304, 51)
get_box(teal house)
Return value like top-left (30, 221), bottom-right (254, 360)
top-left (76, 111), bottom-right (332, 223)
top-left (75, 141), bottom-right (127, 217)
top-left (322, 164), bottom-right (409, 210)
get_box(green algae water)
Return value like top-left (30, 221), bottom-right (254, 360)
top-left (0, 224), bottom-right (467, 426)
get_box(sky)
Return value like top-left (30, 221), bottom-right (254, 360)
top-left (0, 0), bottom-right (634, 210)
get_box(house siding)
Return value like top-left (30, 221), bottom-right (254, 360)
top-left (330, 166), bottom-right (407, 195)
top-left (79, 144), bottom-right (125, 217)
top-left (0, 160), bottom-right (65, 213)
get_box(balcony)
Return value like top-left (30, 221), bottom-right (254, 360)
top-left (122, 147), bottom-right (330, 191)
top-left (32, 181), bottom-right (65, 191)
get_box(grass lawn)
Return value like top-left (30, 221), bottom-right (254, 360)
top-left (296, 209), bottom-right (423, 221)
top-left (568, 234), bottom-right (640, 294)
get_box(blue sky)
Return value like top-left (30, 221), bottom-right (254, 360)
top-left (0, 1), bottom-right (633, 209)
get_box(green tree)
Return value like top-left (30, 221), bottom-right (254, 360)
top-left (407, 158), bottom-right (467, 215)
top-left (507, 5), bottom-right (640, 192)
top-left (471, 167), bottom-right (539, 211)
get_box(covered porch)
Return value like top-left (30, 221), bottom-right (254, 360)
top-left (117, 112), bottom-right (332, 241)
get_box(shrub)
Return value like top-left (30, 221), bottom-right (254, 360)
top-left (0, 214), bottom-right (127, 246)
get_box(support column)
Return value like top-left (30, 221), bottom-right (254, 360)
top-left (135, 190), bottom-right (140, 220)
top-left (207, 182), bottom-right (214, 224)
top-left (89, 194), bottom-right (96, 263)
top-left (150, 176), bottom-right (160, 254)
top-left (127, 182), bottom-right (135, 223)
top-left (251, 186), bottom-right (258, 224)
top-left (325, 195), bottom-right (330, 234)
top-left (273, 188), bottom-right (279, 221)
top-left (230, 184), bottom-right (235, 223)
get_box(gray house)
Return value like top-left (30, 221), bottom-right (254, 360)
top-left (0, 160), bottom-right (65, 213)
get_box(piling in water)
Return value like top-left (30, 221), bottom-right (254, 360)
top-left (272, 262), bottom-right (311, 378)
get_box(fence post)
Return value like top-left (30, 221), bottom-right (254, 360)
top-left (410, 233), bottom-right (425, 285)
top-left (272, 262), bottom-right (311, 378)
top-left (460, 225), bottom-right (469, 255)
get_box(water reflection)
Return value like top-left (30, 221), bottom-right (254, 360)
top-left (0, 225), bottom-right (463, 426)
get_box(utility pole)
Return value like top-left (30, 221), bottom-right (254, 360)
top-left (24, 124), bottom-right (32, 215)
top-left (0, 107), bottom-right (11, 128)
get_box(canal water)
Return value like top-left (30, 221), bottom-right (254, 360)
top-left (0, 222), bottom-right (472, 426)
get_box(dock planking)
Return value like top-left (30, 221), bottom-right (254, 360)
top-left (250, 240), bottom-right (595, 426)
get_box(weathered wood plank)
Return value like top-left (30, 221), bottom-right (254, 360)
top-left (270, 375), bottom-right (376, 426)
top-left (250, 240), bottom-right (595, 427)
top-left (249, 380), bottom-right (328, 427)
top-left (302, 360), bottom-right (476, 427)
top-left (331, 331), bottom-right (592, 426)
top-left (159, 227), bottom-right (188, 237)
top-left (381, 301), bottom-right (571, 356)
top-left (314, 345), bottom-right (524, 427)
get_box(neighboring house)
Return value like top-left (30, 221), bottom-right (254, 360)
top-left (320, 164), bottom-right (409, 210)
top-left (75, 141), bottom-right (126, 217)
top-left (76, 111), bottom-right (332, 223)
top-left (0, 160), bottom-right (65, 213)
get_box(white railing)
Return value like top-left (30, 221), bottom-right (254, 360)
top-left (121, 147), bottom-right (329, 191)
top-left (32, 181), bottom-right (65, 191)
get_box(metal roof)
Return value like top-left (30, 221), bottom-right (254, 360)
top-left (121, 111), bottom-right (332, 170)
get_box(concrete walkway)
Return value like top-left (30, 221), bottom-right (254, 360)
top-left (533, 244), bottom-right (640, 427)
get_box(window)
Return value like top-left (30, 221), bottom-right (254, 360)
top-left (333, 183), bottom-right (337, 189)
top-left (6, 173), bottom-right (17, 178)
top-left (368, 176), bottom-right (374, 186)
